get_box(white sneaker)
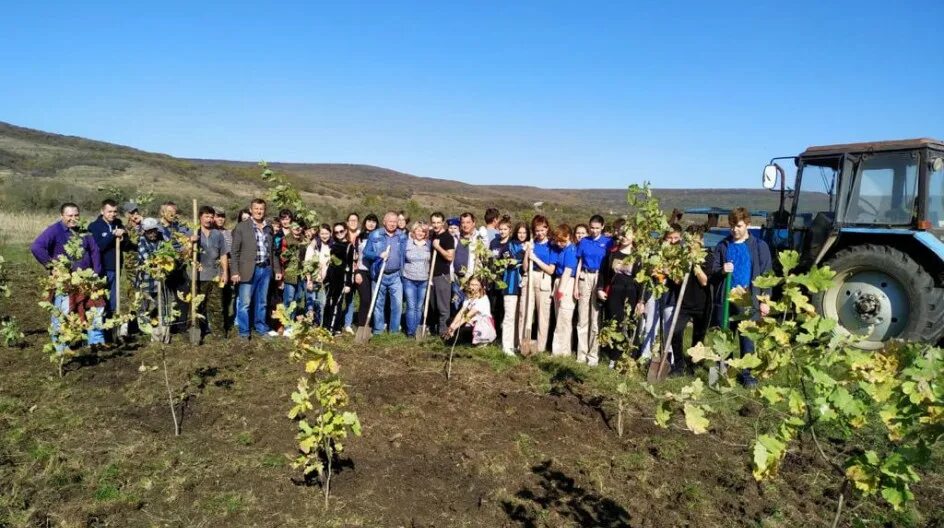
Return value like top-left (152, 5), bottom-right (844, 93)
top-left (343, 326), bottom-right (354, 335)
top-left (283, 328), bottom-right (294, 338)
top-left (267, 330), bottom-right (280, 337)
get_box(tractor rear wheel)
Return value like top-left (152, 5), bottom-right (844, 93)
top-left (814, 244), bottom-right (943, 349)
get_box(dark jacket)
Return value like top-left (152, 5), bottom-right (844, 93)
top-left (87, 215), bottom-right (136, 272)
top-left (230, 219), bottom-right (281, 280)
top-left (325, 240), bottom-right (355, 290)
top-left (708, 234), bottom-right (773, 308)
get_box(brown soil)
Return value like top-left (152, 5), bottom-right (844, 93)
top-left (1, 257), bottom-right (941, 527)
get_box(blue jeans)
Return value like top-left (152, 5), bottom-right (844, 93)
top-left (373, 271), bottom-right (403, 334)
top-left (51, 294), bottom-right (105, 352)
top-left (306, 284), bottom-right (326, 326)
top-left (344, 296), bottom-right (355, 327)
top-left (236, 266), bottom-right (272, 337)
top-left (402, 277), bottom-right (427, 336)
top-left (282, 280), bottom-right (305, 319)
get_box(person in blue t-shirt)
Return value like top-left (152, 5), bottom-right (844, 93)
top-left (522, 215), bottom-right (557, 353)
top-left (574, 214), bottom-right (613, 366)
top-left (551, 224), bottom-right (579, 357)
top-left (492, 218), bottom-right (527, 355)
top-left (709, 207), bottom-right (773, 388)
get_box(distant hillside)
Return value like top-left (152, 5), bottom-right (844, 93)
top-left (0, 121), bottom-right (784, 223)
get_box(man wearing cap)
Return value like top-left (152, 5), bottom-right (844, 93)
top-left (135, 217), bottom-right (166, 327)
top-left (123, 201), bottom-right (144, 239)
top-left (231, 198), bottom-right (281, 339)
top-left (88, 199), bottom-right (136, 322)
top-left (574, 214), bottom-right (612, 365)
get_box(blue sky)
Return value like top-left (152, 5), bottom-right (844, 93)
top-left (1, 1), bottom-right (941, 189)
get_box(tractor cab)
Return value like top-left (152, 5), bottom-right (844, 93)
top-left (761, 139), bottom-right (944, 347)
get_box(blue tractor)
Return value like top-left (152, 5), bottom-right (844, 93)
top-left (761, 138), bottom-right (944, 348)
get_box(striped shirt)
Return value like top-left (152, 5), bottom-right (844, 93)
top-left (403, 239), bottom-right (431, 281)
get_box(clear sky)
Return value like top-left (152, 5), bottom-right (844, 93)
top-left (2, 1), bottom-right (941, 189)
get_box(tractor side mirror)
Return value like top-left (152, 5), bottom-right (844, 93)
top-left (762, 164), bottom-right (780, 190)
top-left (930, 157), bottom-right (944, 173)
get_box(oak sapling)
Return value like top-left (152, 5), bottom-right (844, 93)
top-left (651, 250), bottom-right (944, 523)
top-left (276, 304), bottom-right (361, 508)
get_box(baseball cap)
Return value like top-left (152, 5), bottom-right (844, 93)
top-left (122, 201), bottom-right (139, 214)
top-left (141, 217), bottom-right (160, 231)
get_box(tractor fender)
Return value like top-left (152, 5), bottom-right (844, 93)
top-left (821, 228), bottom-right (944, 279)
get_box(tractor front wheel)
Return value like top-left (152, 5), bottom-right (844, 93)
top-left (814, 244), bottom-right (940, 349)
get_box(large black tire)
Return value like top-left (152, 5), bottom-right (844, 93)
top-left (813, 244), bottom-right (944, 349)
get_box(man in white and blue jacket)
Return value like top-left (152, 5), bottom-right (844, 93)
top-left (363, 211), bottom-right (408, 335)
top-left (708, 207), bottom-right (772, 387)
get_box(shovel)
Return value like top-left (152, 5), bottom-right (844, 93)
top-left (708, 272), bottom-right (732, 387)
top-left (416, 251), bottom-right (437, 341)
top-left (647, 270), bottom-right (691, 384)
top-left (115, 235), bottom-right (129, 341)
top-left (188, 199), bottom-right (202, 346)
top-left (354, 251), bottom-right (388, 345)
top-left (518, 250), bottom-right (538, 357)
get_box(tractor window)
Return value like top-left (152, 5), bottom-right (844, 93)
top-left (844, 152), bottom-right (918, 225)
top-left (930, 162), bottom-right (944, 228)
top-left (794, 162), bottom-right (836, 228)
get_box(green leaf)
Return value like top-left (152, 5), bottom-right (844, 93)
top-left (788, 265), bottom-right (836, 293)
top-left (778, 250), bottom-right (800, 275)
top-left (683, 403), bottom-right (710, 434)
top-left (881, 485), bottom-right (912, 510)
top-left (654, 402), bottom-right (671, 428)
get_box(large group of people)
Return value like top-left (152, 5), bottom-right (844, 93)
top-left (30, 197), bottom-right (771, 383)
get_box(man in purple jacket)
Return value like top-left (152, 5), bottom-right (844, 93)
top-left (31, 202), bottom-right (105, 351)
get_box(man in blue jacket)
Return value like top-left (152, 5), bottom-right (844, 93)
top-left (709, 207), bottom-right (772, 387)
top-left (88, 199), bottom-right (136, 319)
top-left (363, 211), bottom-right (408, 335)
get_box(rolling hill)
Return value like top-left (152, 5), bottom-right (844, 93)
top-left (0, 121), bottom-right (784, 223)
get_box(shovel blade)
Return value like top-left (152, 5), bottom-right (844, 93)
top-left (354, 325), bottom-right (371, 345)
top-left (415, 326), bottom-right (427, 342)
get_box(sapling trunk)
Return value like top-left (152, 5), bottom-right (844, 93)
top-left (446, 329), bottom-right (460, 381)
top-left (617, 397), bottom-right (624, 438)
top-left (157, 283), bottom-right (179, 436)
top-left (323, 440), bottom-right (333, 509)
top-left (162, 351), bottom-right (180, 436)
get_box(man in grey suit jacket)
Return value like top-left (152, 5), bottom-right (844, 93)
top-left (231, 198), bottom-right (282, 339)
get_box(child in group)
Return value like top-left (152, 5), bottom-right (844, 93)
top-left (445, 276), bottom-right (496, 346)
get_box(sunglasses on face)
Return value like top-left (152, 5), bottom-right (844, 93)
top-left (334, 230), bottom-right (346, 235)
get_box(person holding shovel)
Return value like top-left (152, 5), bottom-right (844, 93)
top-left (428, 212), bottom-right (456, 336)
top-left (134, 218), bottom-right (166, 331)
top-left (708, 207), bottom-right (772, 387)
top-left (670, 226), bottom-right (712, 376)
top-left (521, 215), bottom-right (556, 354)
top-left (596, 225), bottom-right (646, 365)
top-left (88, 199), bottom-right (135, 327)
top-left (363, 211), bottom-right (408, 335)
top-left (192, 205), bottom-right (228, 341)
